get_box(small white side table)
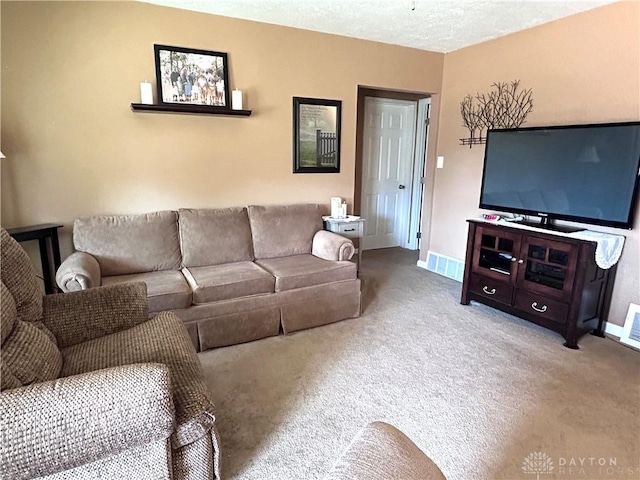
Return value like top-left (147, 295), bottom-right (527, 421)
top-left (323, 216), bottom-right (365, 270)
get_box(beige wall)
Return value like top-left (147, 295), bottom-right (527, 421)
top-left (428, 1), bottom-right (640, 326)
top-left (2, 1), bottom-right (639, 327)
top-left (0, 0), bottom-right (443, 257)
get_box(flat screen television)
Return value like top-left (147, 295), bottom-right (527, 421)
top-left (479, 121), bottom-right (640, 231)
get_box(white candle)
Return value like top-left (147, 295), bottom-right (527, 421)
top-left (331, 197), bottom-right (342, 218)
top-left (341, 203), bottom-right (347, 218)
top-left (140, 81), bottom-right (153, 104)
top-left (232, 89), bottom-right (243, 110)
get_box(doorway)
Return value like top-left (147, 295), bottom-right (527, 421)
top-left (355, 88), bottom-right (431, 252)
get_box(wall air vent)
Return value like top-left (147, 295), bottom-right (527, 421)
top-left (621, 303), bottom-right (640, 350)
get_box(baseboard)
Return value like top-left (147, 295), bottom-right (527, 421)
top-left (417, 251), bottom-right (464, 282)
top-left (604, 322), bottom-right (623, 338)
top-left (416, 259), bottom-right (429, 270)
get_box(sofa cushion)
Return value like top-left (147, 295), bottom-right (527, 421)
top-left (73, 210), bottom-right (182, 276)
top-left (60, 312), bottom-right (217, 449)
top-left (0, 228), bottom-right (43, 324)
top-left (247, 204), bottom-right (323, 259)
top-left (178, 208), bottom-right (254, 268)
top-left (182, 262), bottom-right (275, 304)
top-left (256, 254), bottom-right (357, 292)
top-left (102, 271), bottom-right (192, 312)
top-left (1, 283), bottom-right (63, 391)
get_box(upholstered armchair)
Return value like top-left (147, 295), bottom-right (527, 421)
top-left (325, 422), bottom-right (446, 480)
top-left (0, 228), bottom-right (221, 480)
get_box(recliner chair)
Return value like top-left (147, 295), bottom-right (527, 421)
top-left (0, 227), bottom-right (221, 480)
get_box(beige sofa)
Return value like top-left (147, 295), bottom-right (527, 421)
top-left (56, 204), bottom-right (361, 351)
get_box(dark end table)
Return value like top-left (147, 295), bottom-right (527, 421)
top-left (6, 223), bottom-right (63, 294)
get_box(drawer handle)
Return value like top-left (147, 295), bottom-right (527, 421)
top-left (531, 302), bottom-right (548, 313)
top-left (482, 286), bottom-right (496, 295)
top-left (344, 228), bottom-right (356, 232)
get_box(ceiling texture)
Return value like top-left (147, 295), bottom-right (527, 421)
top-left (140, 0), bottom-right (618, 53)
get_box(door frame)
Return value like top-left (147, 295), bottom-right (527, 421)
top-left (354, 86), bottom-right (432, 251)
top-left (407, 97), bottom-right (431, 250)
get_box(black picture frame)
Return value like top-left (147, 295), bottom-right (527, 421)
top-left (154, 44), bottom-right (230, 109)
top-left (293, 97), bottom-right (342, 173)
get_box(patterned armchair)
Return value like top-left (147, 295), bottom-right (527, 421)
top-left (0, 228), bottom-right (221, 480)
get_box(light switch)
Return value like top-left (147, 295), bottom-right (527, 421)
top-left (437, 156), bottom-right (444, 169)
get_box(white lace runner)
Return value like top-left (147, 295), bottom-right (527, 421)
top-left (569, 230), bottom-right (625, 269)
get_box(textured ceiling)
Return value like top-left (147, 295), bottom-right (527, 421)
top-left (140, 0), bottom-right (617, 53)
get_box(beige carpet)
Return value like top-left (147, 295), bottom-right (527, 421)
top-left (198, 248), bottom-right (640, 480)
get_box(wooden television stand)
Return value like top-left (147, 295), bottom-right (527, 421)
top-left (460, 219), bottom-right (618, 349)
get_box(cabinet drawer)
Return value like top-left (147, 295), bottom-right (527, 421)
top-left (334, 222), bottom-right (362, 238)
top-left (468, 273), bottom-right (513, 304)
top-left (514, 290), bottom-right (568, 324)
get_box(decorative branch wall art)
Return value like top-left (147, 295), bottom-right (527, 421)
top-left (460, 80), bottom-right (533, 147)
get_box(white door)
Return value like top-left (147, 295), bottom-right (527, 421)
top-left (361, 97), bottom-right (417, 250)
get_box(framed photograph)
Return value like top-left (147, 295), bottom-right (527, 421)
top-left (293, 97), bottom-right (341, 173)
top-left (154, 44), bottom-right (230, 108)
top-left (620, 303), bottom-right (640, 350)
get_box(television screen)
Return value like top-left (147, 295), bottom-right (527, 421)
top-left (479, 122), bottom-right (640, 230)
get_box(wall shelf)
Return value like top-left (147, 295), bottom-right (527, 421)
top-left (130, 103), bottom-right (252, 116)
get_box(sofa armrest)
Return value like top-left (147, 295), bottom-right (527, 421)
top-left (324, 422), bottom-right (446, 480)
top-left (0, 364), bottom-right (175, 480)
top-left (312, 230), bottom-right (355, 261)
top-left (56, 251), bottom-right (101, 292)
top-left (42, 282), bottom-right (149, 348)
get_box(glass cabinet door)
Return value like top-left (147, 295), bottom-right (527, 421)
top-left (516, 236), bottom-right (578, 301)
top-left (471, 226), bottom-right (521, 283)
